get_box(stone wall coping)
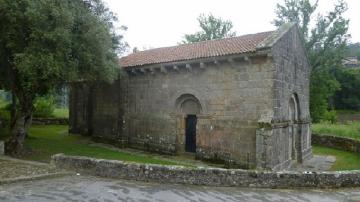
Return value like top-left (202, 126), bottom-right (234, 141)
top-left (313, 133), bottom-right (360, 142)
top-left (312, 133), bottom-right (360, 154)
top-left (51, 153), bottom-right (360, 189)
top-left (32, 118), bottom-right (69, 125)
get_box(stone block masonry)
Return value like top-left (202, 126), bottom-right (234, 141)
top-left (52, 154), bottom-right (360, 189)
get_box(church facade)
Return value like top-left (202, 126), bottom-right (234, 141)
top-left (69, 23), bottom-right (312, 170)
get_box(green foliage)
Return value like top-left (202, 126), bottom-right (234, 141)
top-left (33, 96), bottom-right (55, 118)
top-left (334, 68), bottom-right (360, 110)
top-left (0, 0), bottom-right (128, 152)
top-left (182, 13), bottom-right (236, 43)
top-left (0, 0), bottom-right (127, 114)
top-left (312, 121), bottom-right (360, 141)
top-left (313, 145), bottom-right (360, 170)
top-left (310, 68), bottom-right (340, 122)
top-left (274, 0), bottom-right (349, 123)
top-left (321, 110), bottom-right (338, 123)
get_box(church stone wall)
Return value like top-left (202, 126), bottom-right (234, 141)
top-left (90, 81), bottom-right (126, 146)
top-left (69, 81), bottom-right (126, 147)
top-left (68, 25), bottom-right (312, 170)
top-left (256, 26), bottom-right (312, 170)
top-left (122, 57), bottom-right (275, 168)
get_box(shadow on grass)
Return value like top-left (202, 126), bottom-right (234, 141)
top-left (20, 125), bottom-right (187, 166)
top-left (313, 145), bottom-right (360, 171)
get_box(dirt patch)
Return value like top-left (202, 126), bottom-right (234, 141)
top-left (289, 155), bottom-right (336, 171)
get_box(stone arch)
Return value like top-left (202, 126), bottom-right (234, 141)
top-left (175, 94), bottom-right (202, 115)
top-left (175, 94), bottom-right (202, 153)
top-left (288, 93), bottom-right (301, 162)
top-left (171, 89), bottom-right (207, 113)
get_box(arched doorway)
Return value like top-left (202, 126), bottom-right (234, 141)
top-left (176, 94), bottom-right (202, 153)
top-left (288, 94), bottom-right (300, 161)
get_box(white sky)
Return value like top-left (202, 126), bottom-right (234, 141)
top-left (104, 0), bottom-right (360, 53)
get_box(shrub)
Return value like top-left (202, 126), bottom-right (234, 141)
top-left (321, 110), bottom-right (338, 123)
top-left (33, 96), bottom-right (55, 118)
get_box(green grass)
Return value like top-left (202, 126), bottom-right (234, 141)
top-left (22, 125), bottom-right (182, 166)
top-left (313, 145), bottom-right (360, 171)
top-left (52, 108), bottom-right (69, 118)
top-left (336, 109), bottom-right (360, 115)
top-left (0, 98), bottom-right (9, 108)
top-left (312, 121), bottom-right (360, 141)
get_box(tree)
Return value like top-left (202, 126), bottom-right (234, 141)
top-left (334, 68), bottom-right (360, 110)
top-left (0, 0), bottom-right (127, 154)
top-left (182, 13), bottom-right (236, 43)
top-left (273, 0), bottom-right (350, 122)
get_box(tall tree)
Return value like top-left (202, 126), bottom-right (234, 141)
top-left (0, 0), bottom-right (127, 154)
top-left (334, 68), bottom-right (360, 110)
top-left (182, 13), bottom-right (236, 43)
top-left (273, 0), bottom-right (350, 122)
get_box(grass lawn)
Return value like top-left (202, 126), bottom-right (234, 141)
top-left (313, 145), bottom-right (360, 171)
top-left (21, 125), bottom-right (183, 166)
top-left (336, 109), bottom-right (360, 115)
top-left (0, 98), bottom-right (9, 108)
top-left (52, 108), bottom-right (69, 118)
top-left (312, 121), bottom-right (360, 141)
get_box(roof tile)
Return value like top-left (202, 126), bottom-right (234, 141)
top-left (120, 31), bottom-right (274, 68)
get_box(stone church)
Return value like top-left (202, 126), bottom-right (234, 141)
top-left (69, 23), bottom-right (312, 170)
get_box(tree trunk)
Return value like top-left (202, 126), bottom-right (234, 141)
top-left (5, 106), bottom-right (32, 155)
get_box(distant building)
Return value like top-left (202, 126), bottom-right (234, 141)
top-left (69, 23), bottom-right (312, 170)
top-left (343, 57), bottom-right (359, 68)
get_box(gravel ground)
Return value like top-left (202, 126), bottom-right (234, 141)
top-left (1, 175), bottom-right (360, 202)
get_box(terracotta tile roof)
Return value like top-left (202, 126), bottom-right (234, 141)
top-left (120, 31), bottom-right (274, 68)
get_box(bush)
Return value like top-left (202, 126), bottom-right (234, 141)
top-left (321, 110), bottom-right (338, 123)
top-left (34, 97), bottom-right (55, 118)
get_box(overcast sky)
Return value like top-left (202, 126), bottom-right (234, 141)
top-left (104, 0), bottom-right (359, 53)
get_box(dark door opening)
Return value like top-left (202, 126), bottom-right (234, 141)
top-left (185, 115), bottom-right (197, 153)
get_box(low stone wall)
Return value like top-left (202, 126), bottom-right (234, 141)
top-left (51, 154), bottom-right (360, 188)
top-left (312, 134), bottom-right (360, 154)
top-left (32, 118), bottom-right (69, 125)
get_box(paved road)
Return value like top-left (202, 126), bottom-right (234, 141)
top-left (0, 175), bottom-right (359, 202)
